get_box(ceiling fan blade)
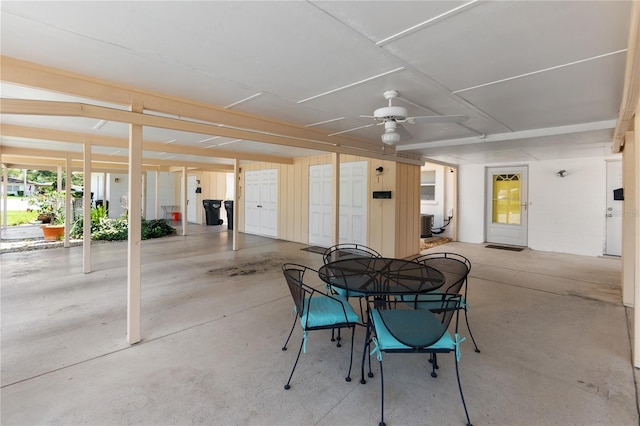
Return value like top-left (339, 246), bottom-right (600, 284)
top-left (359, 115), bottom-right (380, 120)
top-left (407, 114), bottom-right (468, 124)
top-left (396, 123), bottom-right (413, 141)
top-left (328, 123), bottom-right (377, 136)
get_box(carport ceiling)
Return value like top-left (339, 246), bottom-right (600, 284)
top-left (0, 1), bottom-right (632, 168)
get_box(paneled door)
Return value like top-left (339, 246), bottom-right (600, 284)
top-left (339, 161), bottom-right (367, 244)
top-left (605, 160), bottom-right (622, 256)
top-left (308, 161), bottom-right (367, 246)
top-left (244, 169), bottom-right (278, 237)
top-left (308, 164), bottom-right (333, 247)
top-left (485, 166), bottom-right (528, 246)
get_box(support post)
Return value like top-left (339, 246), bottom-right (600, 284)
top-left (155, 170), bottom-right (160, 220)
top-left (233, 158), bottom-right (239, 251)
top-left (64, 158), bottom-right (71, 248)
top-left (127, 102), bottom-right (143, 345)
top-left (1, 161), bottom-right (7, 234)
top-left (82, 144), bottom-right (92, 273)
top-left (181, 166), bottom-right (187, 236)
top-left (634, 120), bottom-right (640, 368)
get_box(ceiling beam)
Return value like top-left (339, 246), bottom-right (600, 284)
top-left (397, 120), bottom-right (616, 151)
top-left (613, 1), bottom-right (640, 152)
top-left (0, 56), bottom-right (382, 153)
top-left (1, 147), bottom-right (234, 172)
top-left (0, 123), bottom-right (292, 164)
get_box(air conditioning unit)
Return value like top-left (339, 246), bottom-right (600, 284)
top-left (420, 214), bottom-right (434, 238)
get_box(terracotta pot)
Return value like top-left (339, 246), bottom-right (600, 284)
top-left (40, 224), bottom-right (65, 241)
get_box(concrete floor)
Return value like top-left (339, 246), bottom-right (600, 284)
top-left (1, 226), bottom-right (638, 425)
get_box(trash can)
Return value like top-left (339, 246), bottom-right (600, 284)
top-left (172, 212), bottom-right (181, 221)
top-left (224, 200), bottom-right (234, 230)
top-left (96, 199), bottom-right (109, 212)
top-left (202, 199), bottom-right (223, 225)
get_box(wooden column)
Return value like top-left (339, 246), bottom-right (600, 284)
top-left (634, 122), bottom-right (640, 368)
top-left (141, 171), bottom-right (147, 219)
top-left (127, 102), bottom-right (143, 345)
top-left (1, 162), bottom-right (7, 234)
top-left (56, 165), bottom-right (62, 194)
top-left (155, 170), bottom-right (160, 219)
top-left (64, 157), bottom-right (71, 248)
top-left (181, 167), bottom-right (187, 236)
top-left (233, 158), bottom-right (239, 251)
top-left (82, 144), bottom-right (92, 273)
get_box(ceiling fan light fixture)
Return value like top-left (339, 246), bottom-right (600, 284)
top-left (381, 132), bottom-right (400, 145)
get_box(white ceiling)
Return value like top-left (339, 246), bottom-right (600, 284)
top-left (0, 1), bottom-right (631, 167)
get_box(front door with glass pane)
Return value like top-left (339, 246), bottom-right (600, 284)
top-left (486, 166), bottom-right (528, 246)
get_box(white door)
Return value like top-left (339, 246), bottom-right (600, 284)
top-left (340, 161), bottom-right (367, 245)
top-left (486, 166), bottom-right (528, 246)
top-left (605, 160), bottom-right (622, 256)
top-left (308, 161), bottom-right (368, 246)
top-left (309, 164), bottom-right (333, 246)
top-left (187, 175), bottom-right (197, 223)
top-left (244, 169), bottom-right (278, 237)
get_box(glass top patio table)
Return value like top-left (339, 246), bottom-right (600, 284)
top-left (318, 257), bottom-right (445, 296)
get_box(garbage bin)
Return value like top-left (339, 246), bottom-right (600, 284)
top-left (224, 200), bottom-right (234, 230)
top-left (172, 212), bottom-right (181, 221)
top-left (202, 199), bottom-right (223, 225)
top-left (96, 199), bottom-right (109, 212)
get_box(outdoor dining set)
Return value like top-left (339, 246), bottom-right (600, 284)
top-left (280, 243), bottom-right (480, 426)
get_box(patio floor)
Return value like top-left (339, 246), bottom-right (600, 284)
top-left (1, 226), bottom-right (638, 425)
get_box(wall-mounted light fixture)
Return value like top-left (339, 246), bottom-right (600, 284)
top-left (114, 177), bottom-right (120, 183)
top-left (556, 170), bottom-right (567, 178)
top-left (375, 166), bottom-right (384, 176)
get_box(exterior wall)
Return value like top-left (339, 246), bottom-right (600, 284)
top-left (458, 155), bottom-right (621, 256)
top-left (240, 156), bottom-right (421, 258)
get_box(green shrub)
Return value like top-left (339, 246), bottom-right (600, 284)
top-left (70, 215), bottom-right (176, 241)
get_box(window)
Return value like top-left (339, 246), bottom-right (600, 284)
top-left (420, 171), bottom-right (436, 201)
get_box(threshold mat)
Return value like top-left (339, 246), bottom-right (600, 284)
top-left (301, 246), bottom-right (327, 254)
top-left (486, 244), bottom-right (524, 252)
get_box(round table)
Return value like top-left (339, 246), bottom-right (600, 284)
top-left (318, 257), bottom-right (445, 296)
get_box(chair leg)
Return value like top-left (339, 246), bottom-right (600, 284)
top-left (464, 308), bottom-right (481, 353)
top-left (345, 324), bottom-right (355, 382)
top-left (429, 353), bottom-right (439, 378)
top-left (379, 358), bottom-right (385, 426)
top-left (284, 337), bottom-right (305, 390)
top-left (360, 324), bottom-right (372, 384)
top-left (454, 355), bottom-right (473, 426)
top-left (282, 316), bottom-right (297, 351)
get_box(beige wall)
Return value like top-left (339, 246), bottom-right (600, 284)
top-left (239, 155), bottom-right (421, 258)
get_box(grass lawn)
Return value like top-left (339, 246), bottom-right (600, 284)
top-left (6, 210), bottom-right (39, 226)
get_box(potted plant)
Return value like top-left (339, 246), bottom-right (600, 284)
top-left (28, 190), bottom-right (67, 241)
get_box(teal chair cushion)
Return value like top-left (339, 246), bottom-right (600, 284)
top-left (300, 295), bottom-right (360, 329)
top-left (371, 308), bottom-right (455, 350)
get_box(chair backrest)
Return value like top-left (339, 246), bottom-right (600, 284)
top-left (282, 263), bottom-right (313, 318)
top-left (323, 243), bottom-right (382, 264)
top-left (411, 252), bottom-right (471, 296)
top-left (372, 294), bottom-right (462, 348)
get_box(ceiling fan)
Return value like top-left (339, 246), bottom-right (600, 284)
top-left (361, 90), bottom-right (468, 145)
